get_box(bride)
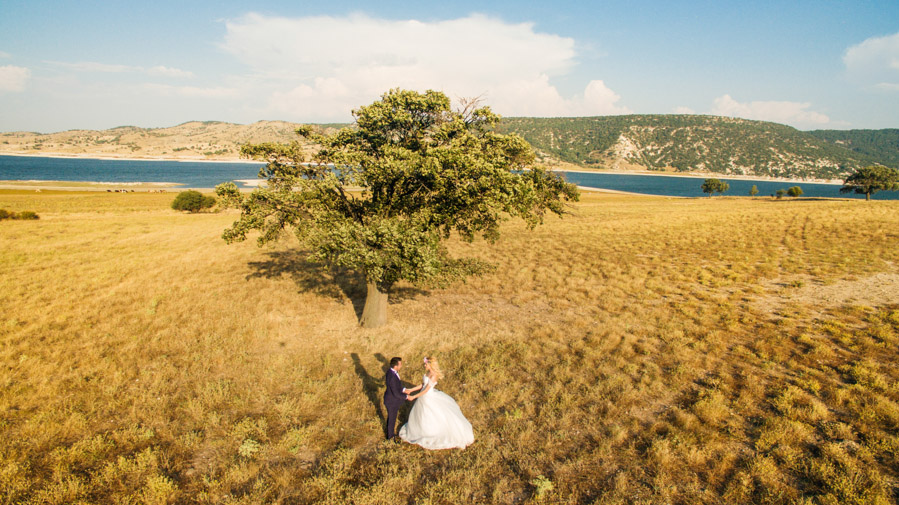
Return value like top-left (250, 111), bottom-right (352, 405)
top-left (399, 356), bottom-right (474, 450)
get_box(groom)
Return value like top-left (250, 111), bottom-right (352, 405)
top-left (383, 356), bottom-right (409, 442)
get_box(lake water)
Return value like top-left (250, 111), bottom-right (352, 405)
top-left (0, 154), bottom-right (895, 200)
top-left (0, 155), bottom-right (265, 188)
top-left (559, 171), bottom-right (896, 200)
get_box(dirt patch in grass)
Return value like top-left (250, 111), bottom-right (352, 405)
top-left (754, 271), bottom-right (899, 316)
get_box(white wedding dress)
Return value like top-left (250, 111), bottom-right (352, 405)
top-left (399, 375), bottom-right (474, 449)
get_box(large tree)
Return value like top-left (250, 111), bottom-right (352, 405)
top-left (840, 165), bottom-right (899, 201)
top-left (216, 89), bottom-right (578, 328)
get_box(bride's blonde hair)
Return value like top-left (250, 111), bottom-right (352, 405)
top-left (425, 356), bottom-right (445, 381)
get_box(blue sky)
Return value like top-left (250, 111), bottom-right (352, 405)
top-left (1, 0), bottom-right (897, 132)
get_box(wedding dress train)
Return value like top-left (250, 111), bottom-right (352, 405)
top-left (399, 375), bottom-right (474, 450)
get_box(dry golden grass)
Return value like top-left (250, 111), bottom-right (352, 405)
top-left (1, 190), bottom-right (898, 504)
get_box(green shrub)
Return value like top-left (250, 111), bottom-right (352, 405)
top-left (171, 191), bottom-right (216, 213)
top-left (0, 209), bottom-right (39, 220)
top-left (787, 186), bottom-right (804, 197)
top-left (776, 189), bottom-right (786, 199)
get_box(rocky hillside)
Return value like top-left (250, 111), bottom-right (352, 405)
top-left (0, 121), bottom-right (331, 161)
top-left (2, 116), bottom-right (896, 180)
top-left (498, 115), bottom-right (892, 180)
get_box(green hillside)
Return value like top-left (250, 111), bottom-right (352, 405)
top-left (497, 115), bottom-right (887, 180)
top-left (807, 128), bottom-right (899, 168)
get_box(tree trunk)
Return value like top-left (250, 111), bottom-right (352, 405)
top-left (360, 282), bottom-right (388, 328)
top-left (866, 192), bottom-right (871, 201)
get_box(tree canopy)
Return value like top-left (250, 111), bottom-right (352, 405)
top-left (840, 165), bottom-right (899, 201)
top-left (701, 178), bottom-right (729, 197)
top-left (216, 89), bottom-right (578, 327)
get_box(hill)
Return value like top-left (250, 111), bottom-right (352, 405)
top-left (498, 115), bottom-right (892, 180)
top-left (808, 128), bottom-right (899, 168)
top-left (0, 120), bottom-right (330, 161)
top-left (2, 116), bottom-right (897, 180)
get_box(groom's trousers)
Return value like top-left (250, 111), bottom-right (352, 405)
top-left (385, 401), bottom-right (401, 439)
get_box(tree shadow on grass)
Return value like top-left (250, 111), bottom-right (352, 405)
top-left (245, 250), bottom-right (429, 321)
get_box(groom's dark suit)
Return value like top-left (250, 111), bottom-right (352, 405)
top-left (383, 368), bottom-right (407, 440)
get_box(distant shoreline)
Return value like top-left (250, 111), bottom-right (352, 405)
top-left (0, 180), bottom-right (255, 193)
top-left (556, 168), bottom-right (844, 186)
top-left (0, 152), bottom-right (845, 186)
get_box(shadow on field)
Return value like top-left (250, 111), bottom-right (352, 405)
top-left (351, 353), bottom-right (386, 425)
top-left (350, 353), bottom-right (413, 438)
top-left (245, 250), bottom-right (429, 321)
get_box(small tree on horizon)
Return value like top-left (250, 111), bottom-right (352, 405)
top-left (775, 189), bottom-right (786, 199)
top-left (701, 178), bottom-right (729, 197)
top-left (216, 89), bottom-right (578, 328)
top-left (749, 185), bottom-right (759, 197)
top-left (787, 186), bottom-right (803, 197)
top-left (840, 165), bottom-right (899, 201)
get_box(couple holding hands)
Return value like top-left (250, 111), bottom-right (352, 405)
top-left (383, 356), bottom-right (474, 450)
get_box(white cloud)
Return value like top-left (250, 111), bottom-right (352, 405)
top-left (145, 84), bottom-right (238, 98)
top-left (581, 80), bottom-right (631, 115)
top-left (710, 94), bottom-right (830, 127)
top-left (0, 65), bottom-right (30, 92)
top-left (673, 106), bottom-right (695, 114)
top-left (0, 51), bottom-right (11, 59)
top-left (222, 13), bottom-right (628, 120)
top-left (844, 32), bottom-right (899, 90)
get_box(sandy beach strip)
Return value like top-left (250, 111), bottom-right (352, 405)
top-left (0, 180), bottom-right (183, 192)
top-left (576, 185), bottom-right (676, 197)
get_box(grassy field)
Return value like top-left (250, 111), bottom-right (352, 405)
top-left (1, 189), bottom-right (898, 504)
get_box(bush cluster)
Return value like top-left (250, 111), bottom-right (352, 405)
top-left (0, 209), bottom-right (39, 220)
top-left (775, 186), bottom-right (804, 199)
top-left (171, 190), bottom-right (216, 213)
